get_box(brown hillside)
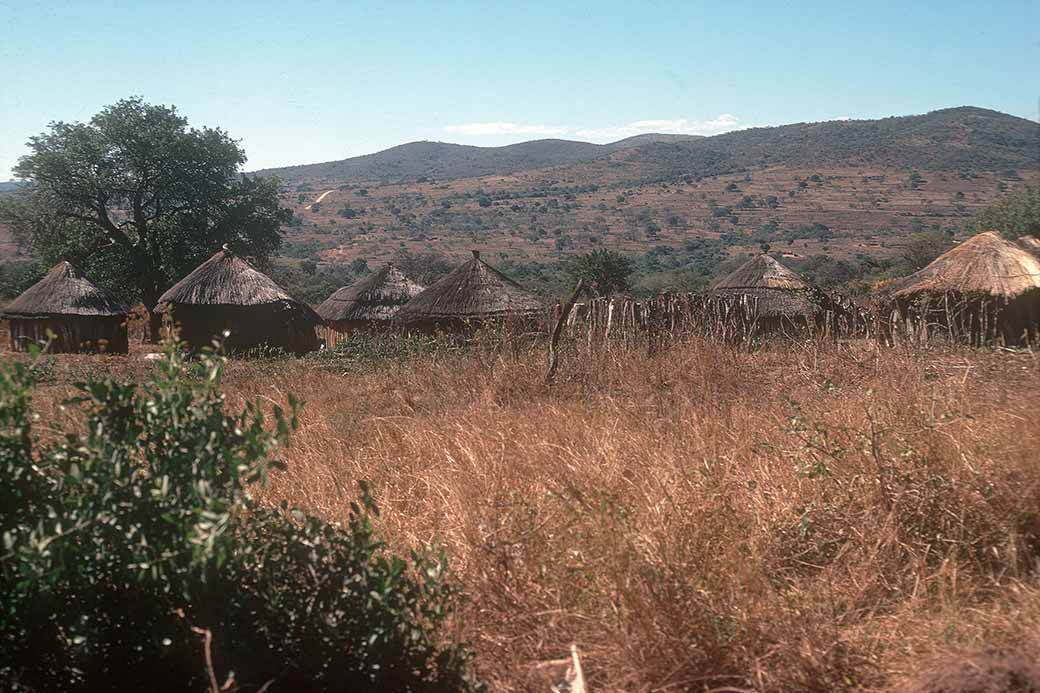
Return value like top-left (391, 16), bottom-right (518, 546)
top-left (278, 162), bottom-right (1036, 271)
top-left (268, 107), bottom-right (1038, 277)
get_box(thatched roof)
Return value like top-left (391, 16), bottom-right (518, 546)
top-left (155, 248), bottom-right (321, 322)
top-left (891, 231), bottom-right (1040, 300)
top-left (711, 254), bottom-right (822, 316)
top-left (1, 261), bottom-right (129, 319)
top-left (395, 251), bottom-right (543, 324)
top-left (317, 263), bottom-right (424, 323)
top-left (1017, 235), bottom-right (1040, 258)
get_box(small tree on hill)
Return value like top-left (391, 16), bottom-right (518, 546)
top-left (967, 186), bottom-right (1039, 240)
top-left (1, 97), bottom-right (290, 341)
top-left (902, 229), bottom-right (954, 271)
top-left (566, 249), bottom-right (635, 297)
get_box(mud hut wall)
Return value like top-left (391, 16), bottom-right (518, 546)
top-left (6, 315), bottom-right (129, 354)
top-left (165, 304), bottom-right (318, 355)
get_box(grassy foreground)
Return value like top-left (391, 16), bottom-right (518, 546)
top-left (26, 338), bottom-right (1040, 691)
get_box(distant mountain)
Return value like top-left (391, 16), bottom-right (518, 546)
top-left (256, 139), bottom-right (601, 183)
top-left (605, 133), bottom-right (703, 149)
top-left (0, 181), bottom-right (19, 193)
top-left (255, 133), bottom-right (708, 183)
top-left (611, 107), bottom-right (1040, 179)
top-left (255, 107), bottom-right (1038, 185)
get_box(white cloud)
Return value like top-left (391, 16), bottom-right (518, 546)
top-left (575, 114), bottom-right (742, 140)
top-left (441, 114), bottom-right (745, 142)
top-left (443, 122), bottom-right (567, 136)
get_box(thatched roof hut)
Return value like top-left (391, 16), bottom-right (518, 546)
top-left (1, 261), bottom-right (130, 353)
top-left (317, 263), bottom-right (424, 335)
top-left (395, 251), bottom-right (543, 330)
top-left (886, 231), bottom-right (1040, 345)
top-left (711, 254), bottom-right (831, 322)
top-left (1017, 235), bottom-right (1040, 258)
top-left (155, 248), bottom-right (322, 354)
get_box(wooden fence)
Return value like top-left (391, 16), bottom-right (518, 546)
top-left (315, 292), bottom-right (1034, 353)
top-left (879, 294), bottom-right (1039, 347)
top-left (554, 291), bottom-right (871, 348)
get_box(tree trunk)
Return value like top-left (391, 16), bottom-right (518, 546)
top-left (141, 287), bottom-right (163, 344)
top-left (546, 279), bottom-right (584, 384)
top-left (146, 309), bottom-right (163, 344)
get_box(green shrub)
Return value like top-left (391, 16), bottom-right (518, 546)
top-left (0, 343), bottom-right (480, 691)
top-left (316, 331), bottom-right (464, 373)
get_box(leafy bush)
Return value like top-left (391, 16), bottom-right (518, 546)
top-left (316, 331), bottom-right (464, 373)
top-left (0, 260), bottom-right (44, 301)
top-left (0, 343), bottom-right (480, 691)
top-left (337, 206), bottom-right (364, 219)
top-left (967, 185), bottom-right (1040, 239)
top-left (565, 249), bottom-right (635, 297)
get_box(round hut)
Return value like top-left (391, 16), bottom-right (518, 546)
top-left (885, 231), bottom-right (1040, 346)
top-left (711, 254), bottom-right (834, 334)
top-left (317, 263), bottom-right (424, 343)
top-left (1, 261), bottom-right (129, 354)
top-left (395, 250), bottom-right (543, 331)
top-left (154, 248), bottom-right (322, 355)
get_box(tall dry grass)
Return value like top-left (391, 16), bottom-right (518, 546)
top-left (217, 338), bottom-right (1039, 691)
top-left (17, 336), bottom-right (1039, 690)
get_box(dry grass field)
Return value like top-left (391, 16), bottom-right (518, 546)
top-left (19, 336), bottom-right (1040, 691)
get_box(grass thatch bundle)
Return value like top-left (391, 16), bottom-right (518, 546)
top-left (1017, 235), bottom-right (1040, 258)
top-left (886, 231), bottom-right (1040, 345)
top-left (317, 263), bottom-right (424, 329)
top-left (395, 251), bottom-right (543, 329)
top-left (1, 261), bottom-right (129, 353)
top-left (155, 248), bottom-right (322, 354)
top-left (711, 253), bottom-right (827, 319)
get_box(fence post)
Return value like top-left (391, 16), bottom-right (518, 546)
top-left (546, 279), bottom-right (585, 384)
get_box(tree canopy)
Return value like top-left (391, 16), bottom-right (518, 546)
top-left (901, 229), bottom-right (955, 272)
top-left (566, 249), bottom-right (635, 297)
top-left (1, 97), bottom-right (290, 337)
top-left (967, 185), bottom-right (1040, 240)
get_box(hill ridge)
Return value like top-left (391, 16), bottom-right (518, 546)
top-left (253, 107), bottom-right (1038, 185)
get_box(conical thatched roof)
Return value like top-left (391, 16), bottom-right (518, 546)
top-left (891, 231), bottom-right (1040, 300)
top-left (1, 261), bottom-right (129, 318)
top-left (711, 254), bottom-right (821, 316)
top-left (714, 254), bottom-right (811, 291)
top-left (317, 263), bottom-right (425, 323)
top-left (395, 251), bottom-right (542, 324)
top-left (1017, 235), bottom-right (1040, 258)
top-left (155, 249), bottom-right (321, 322)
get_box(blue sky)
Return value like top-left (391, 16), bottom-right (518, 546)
top-left (1, 0), bottom-right (1037, 178)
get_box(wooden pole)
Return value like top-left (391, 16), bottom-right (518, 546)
top-left (547, 279), bottom-right (585, 384)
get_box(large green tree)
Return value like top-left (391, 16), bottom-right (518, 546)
top-left (1, 97), bottom-right (290, 339)
top-left (967, 185), bottom-right (1040, 240)
top-left (566, 249), bottom-right (635, 297)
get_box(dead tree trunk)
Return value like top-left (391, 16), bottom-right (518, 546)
top-left (546, 279), bottom-right (584, 384)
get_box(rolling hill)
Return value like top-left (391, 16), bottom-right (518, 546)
top-left (4, 107), bottom-right (1037, 301)
top-left (255, 133), bottom-right (705, 183)
top-left (256, 107), bottom-right (1038, 186)
top-left (606, 106), bottom-right (1039, 180)
top-left (259, 106), bottom-right (1037, 299)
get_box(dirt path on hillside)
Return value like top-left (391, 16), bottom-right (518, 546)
top-left (312, 190), bottom-right (334, 206)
